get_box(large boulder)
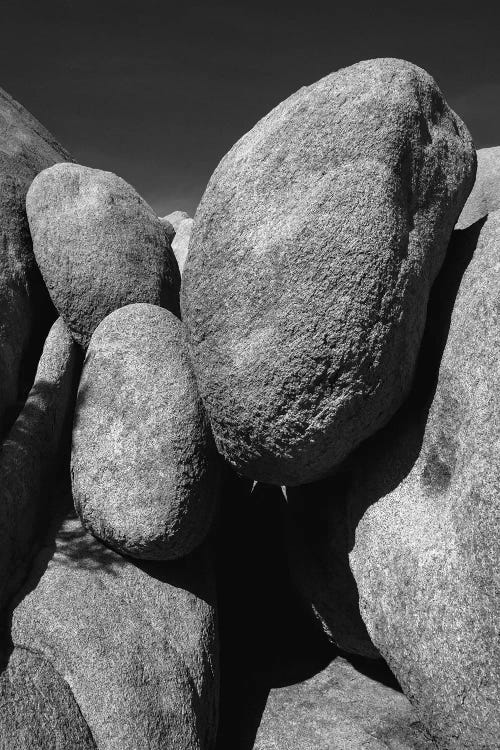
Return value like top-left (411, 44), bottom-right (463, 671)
top-left (254, 657), bottom-right (435, 750)
top-left (457, 146), bottom-right (500, 229)
top-left (0, 317), bottom-right (80, 610)
top-left (3, 493), bottom-right (218, 750)
top-left (181, 58), bottom-right (476, 485)
top-left (0, 87), bottom-right (71, 435)
top-left (172, 217), bottom-right (194, 274)
top-left (343, 215), bottom-right (500, 748)
top-left (162, 209), bottom-right (190, 232)
top-left (72, 303), bottom-right (220, 560)
top-left (26, 164), bottom-right (181, 348)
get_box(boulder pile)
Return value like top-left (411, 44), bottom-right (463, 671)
top-left (0, 56), bottom-right (498, 750)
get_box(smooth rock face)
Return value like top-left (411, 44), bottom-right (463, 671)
top-left (0, 87), bottom-right (71, 434)
top-left (172, 217), bottom-right (194, 273)
top-left (0, 317), bottom-right (80, 610)
top-left (163, 209), bottom-right (190, 232)
top-left (456, 146), bottom-right (500, 229)
top-left (7, 499), bottom-right (218, 750)
top-left (346, 215), bottom-right (500, 748)
top-left (26, 163), bottom-right (181, 348)
top-left (72, 303), bottom-right (219, 560)
top-left (182, 58), bottom-right (476, 485)
top-left (254, 657), bottom-right (435, 750)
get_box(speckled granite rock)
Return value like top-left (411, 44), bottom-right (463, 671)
top-left (254, 657), bottom-right (436, 750)
top-left (0, 317), bottom-right (80, 610)
top-left (72, 303), bottom-right (220, 560)
top-left (163, 209), bottom-right (190, 232)
top-left (172, 218), bottom-right (194, 273)
top-left (5, 495), bottom-right (219, 750)
top-left (26, 163), bottom-right (180, 347)
top-left (0, 87), bottom-right (71, 435)
top-left (182, 57), bottom-right (475, 485)
top-left (456, 146), bottom-right (500, 229)
top-left (345, 215), bottom-right (500, 748)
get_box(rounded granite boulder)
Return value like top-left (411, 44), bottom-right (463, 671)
top-left (26, 163), bottom-right (180, 348)
top-left (181, 57), bottom-right (476, 485)
top-left (71, 303), bottom-right (219, 560)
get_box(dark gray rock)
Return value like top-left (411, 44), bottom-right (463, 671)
top-left (26, 164), bottom-right (180, 348)
top-left (181, 58), bottom-right (476, 485)
top-left (344, 215), bottom-right (500, 748)
top-left (456, 146), bottom-right (500, 229)
top-left (72, 303), bottom-right (220, 560)
top-left (254, 657), bottom-right (436, 750)
top-left (0, 648), bottom-right (96, 749)
top-left (172, 217), bottom-right (194, 274)
top-left (7, 497), bottom-right (218, 750)
top-left (0, 317), bottom-right (80, 610)
top-left (0, 87), bottom-right (71, 435)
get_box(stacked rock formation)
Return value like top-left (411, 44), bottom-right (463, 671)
top-left (0, 55), bottom-right (498, 750)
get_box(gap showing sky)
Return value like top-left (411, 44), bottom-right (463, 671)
top-left (1, 0), bottom-right (498, 216)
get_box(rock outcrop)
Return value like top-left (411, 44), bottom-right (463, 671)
top-left (182, 57), bottom-right (476, 485)
top-left (172, 217), bottom-right (194, 274)
top-left (0, 318), bottom-right (80, 610)
top-left (457, 146), bottom-right (500, 229)
top-left (0, 87), bottom-right (71, 435)
top-left (72, 303), bottom-right (220, 560)
top-left (26, 163), bottom-right (180, 348)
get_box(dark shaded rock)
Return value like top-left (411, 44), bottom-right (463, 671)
top-left (172, 217), bottom-right (194, 273)
top-left (6, 491), bottom-right (219, 750)
top-left (26, 163), bottom-right (180, 348)
top-left (0, 648), bottom-right (96, 749)
top-left (181, 58), bottom-right (476, 486)
top-left (456, 146), bottom-right (500, 229)
top-left (254, 657), bottom-right (436, 750)
top-left (0, 87), bottom-right (71, 435)
top-left (286, 478), bottom-right (379, 658)
top-left (72, 303), bottom-right (220, 560)
top-left (0, 318), bottom-right (80, 611)
top-left (341, 215), bottom-right (500, 748)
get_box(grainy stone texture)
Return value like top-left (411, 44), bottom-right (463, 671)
top-left (172, 217), bottom-right (194, 273)
top-left (72, 303), bottom-right (219, 560)
top-left (0, 648), bottom-right (97, 749)
top-left (456, 146), bottom-right (500, 229)
top-left (0, 87), bottom-right (71, 435)
top-left (254, 657), bottom-right (436, 750)
top-left (344, 215), bottom-right (500, 749)
top-left (0, 318), bottom-right (80, 611)
top-left (6, 494), bottom-right (219, 750)
top-left (26, 163), bottom-right (180, 348)
top-left (181, 58), bottom-right (476, 485)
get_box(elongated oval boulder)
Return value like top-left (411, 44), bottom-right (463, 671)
top-left (71, 303), bottom-right (219, 560)
top-left (181, 58), bottom-right (476, 485)
top-left (0, 87), bottom-right (71, 435)
top-left (26, 164), bottom-right (180, 348)
top-left (456, 146), bottom-right (500, 229)
top-left (347, 215), bottom-right (500, 748)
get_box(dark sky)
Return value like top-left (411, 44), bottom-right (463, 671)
top-left (2, 1), bottom-right (499, 216)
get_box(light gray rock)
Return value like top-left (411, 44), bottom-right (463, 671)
top-left (181, 58), bottom-right (476, 485)
top-left (163, 209), bottom-right (190, 232)
top-left (172, 217), bottom-right (194, 273)
top-left (0, 317), bottom-right (80, 610)
top-left (344, 215), bottom-right (500, 748)
top-left (254, 657), bottom-right (435, 750)
top-left (26, 164), bottom-right (180, 348)
top-left (72, 303), bottom-right (220, 560)
top-left (6, 495), bottom-right (218, 750)
top-left (0, 87), bottom-right (71, 435)
top-left (456, 146), bottom-right (500, 229)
